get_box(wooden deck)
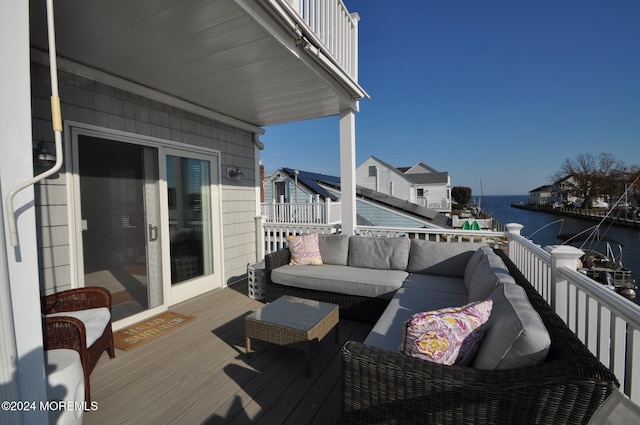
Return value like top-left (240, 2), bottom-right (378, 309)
top-left (84, 282), bottom-right (372, 425)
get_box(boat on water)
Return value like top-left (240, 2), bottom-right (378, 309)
top-left (557, 229), bottom-right (637, 300)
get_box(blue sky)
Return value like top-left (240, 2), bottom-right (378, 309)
top-left (260, 1), bottom-right (640, 196)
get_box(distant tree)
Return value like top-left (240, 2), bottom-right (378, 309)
top-left (452, 186), bottom-right (472, 205)
top-left (553, 153), bottom-right (628, 208)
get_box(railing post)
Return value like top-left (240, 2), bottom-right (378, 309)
top-left (325, 198), bottom-right (332, 224)
top-left (505, 223), bottom-right (523, 258)
top-left (546, 245), bottom-right (583, 322)
top-left (255, 215), bottom-right (266, 261)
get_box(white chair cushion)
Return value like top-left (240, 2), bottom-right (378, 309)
top-left (46, 307), bottom-right (111, 347)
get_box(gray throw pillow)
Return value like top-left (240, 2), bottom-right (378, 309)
top-left (473, 282), bottom-right (551, 370)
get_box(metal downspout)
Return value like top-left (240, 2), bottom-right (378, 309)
top-left (5, 0), bottom-right (63, 247)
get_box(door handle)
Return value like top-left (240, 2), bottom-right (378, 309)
top-left (148, 224), bottom-right (158, 241)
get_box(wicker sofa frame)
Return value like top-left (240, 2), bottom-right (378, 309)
top-left (340, 249), bottom-right (619, 424)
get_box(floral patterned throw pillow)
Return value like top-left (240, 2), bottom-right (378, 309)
top-left (286, 233), bottom-right (323, 266)
top-left (400, 299), bottom-right (493, 365)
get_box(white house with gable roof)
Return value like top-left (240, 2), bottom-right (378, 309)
top-left (357, 156), bottom-right (451, 213)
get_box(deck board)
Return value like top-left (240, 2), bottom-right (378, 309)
top-left (84, 283), bottom-right (372, 425)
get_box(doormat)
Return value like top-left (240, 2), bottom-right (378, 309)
top-left (113, 311), bottom-right (195, 351)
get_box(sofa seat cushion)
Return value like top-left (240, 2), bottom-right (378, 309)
top-left (473, 282), bottom-right (551, 370)
top-left (271, 264), bottom-right (407, 298)
top-left (407, 240), bottom-right (484, 278)
top-left (363, 287), bottom-right (468, 352)
top-left (347, 236), bottom-right (410, 270)
top-left (402, 273), bottom-right (468, 298)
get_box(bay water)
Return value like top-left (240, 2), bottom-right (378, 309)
top-left (482, 195), bottom-right (640, 304)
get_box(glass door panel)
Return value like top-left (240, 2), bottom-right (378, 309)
top-left (166, 155), bottom-right (213, 285)
top-left (77, 135), bottom-right (162, 321)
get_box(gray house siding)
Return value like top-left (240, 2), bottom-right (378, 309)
top-left (31, 62), bottom-right (257, 294)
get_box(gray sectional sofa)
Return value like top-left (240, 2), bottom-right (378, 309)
top-left (264, 234), bottom-right (619, 424)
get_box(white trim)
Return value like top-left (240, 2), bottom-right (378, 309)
top-left (31, 48), bottom-right (265, 137)
top-left (65, 121), bottom-right (222, 156)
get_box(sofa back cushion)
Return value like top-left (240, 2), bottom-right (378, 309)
top-left (473, 282), bottom-right (551, 370)
top-left (348, 236), bottom-right (410, 270)
top-left (464, 246), bottom-right (493, 290)
top-left (318, 234), bottom-right (350, 265)
top-left (467, 250), bottom-right (515, 302)
top-left (407, 240), bottom-right (484, 278)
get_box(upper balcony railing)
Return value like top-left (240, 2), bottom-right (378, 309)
top-left (282, 0), bottom-right (359, 79)
top-left (255, 220), bottom-right (640, 405)
top-left (261, 199), bottom-right (342, 225)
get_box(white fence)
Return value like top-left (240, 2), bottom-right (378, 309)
top-left (256, 220), bottom-right (640, 404)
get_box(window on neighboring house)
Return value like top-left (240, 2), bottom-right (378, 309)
top-left (275, 181), bottom-right (287, 203)
top-left (369, 166), bottom-right (377, 177)
top-left (417, 188), bottom-right (424, 197)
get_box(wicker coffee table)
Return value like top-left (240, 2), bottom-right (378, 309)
top-left (245, 295), bottom-right (339, 376)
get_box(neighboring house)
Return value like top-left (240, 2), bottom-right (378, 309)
top-left (263, 168), bottom-right (451, 228)
top-left (1, 0), bottom-right (367, 413)
top-left (356, 156), bottom-right (452, 213)
top-left (528, 176), bottom-right (580, 206)
top-left (528, 185), bottom-right (554, 206)
top-left (550, 175), bottom-right (579, 205)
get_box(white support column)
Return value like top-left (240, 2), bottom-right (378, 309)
top-left (547, 245), bottom-right (583, 322)
top-left (255, 215), bottom-right (265, 262)
top-left (339, 110), bottom-right (357, 235)
top-left (1, 0), bottom-right (48, 422)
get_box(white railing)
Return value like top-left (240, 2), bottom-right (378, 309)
top-left (261, 222), bottom-right (339, 253)
top-left (355, 225), bottom-right (503, 245)
top-left (260, 200), bottom-right (342, 224)
top-left (416, 198), bottom-right (453, 212)
top-left (505, 224), bottom-right (640, 404)
top-left (283, 0), bottom-right (358, 78)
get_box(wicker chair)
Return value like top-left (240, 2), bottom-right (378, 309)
top-left (42, 286), bottom-right (115, 403)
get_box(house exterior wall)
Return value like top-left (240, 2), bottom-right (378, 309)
top-left (528, 188), bottom-right (553, 205)
top-left (412, 183), bottom-right (450, 209)
top-left (31, 62), bottom-right (258, 293)
top-left (263, 172), bottom-right (311, 204)
top-left (356, 157), bottom-right (410, 200)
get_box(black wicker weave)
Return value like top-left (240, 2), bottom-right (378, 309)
top-left (264, 248), bottom-right (391, 323)
top-left (340, 249), bottom-right (620, 425)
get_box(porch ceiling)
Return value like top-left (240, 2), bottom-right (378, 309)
top-left (29, 0), bottom-right (362, 128)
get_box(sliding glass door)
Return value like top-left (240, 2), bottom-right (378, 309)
top-left (164, 148), bottom-right (220, 304)
top-left (72, 129), bottom-right (222, 322)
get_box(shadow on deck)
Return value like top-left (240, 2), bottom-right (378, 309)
top-left (84, 281), bottom-right (372, 425)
